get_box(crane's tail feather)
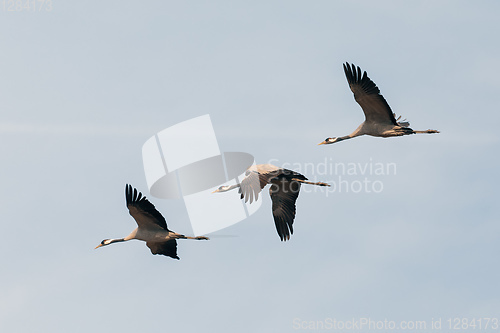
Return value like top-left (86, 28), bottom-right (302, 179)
top-left (393, 113), bottom-right (439, 134)
top-left (394, 113), bottom-right (410, 127)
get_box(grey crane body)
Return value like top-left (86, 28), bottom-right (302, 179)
top-left (319, 63), bottom-right (439, 145)
top-left (95, 184), bottom-right (208, 259)
top-left (213, 164), bottom-right (329, 241)
top-left (123, 227), bottom-right (179, 243)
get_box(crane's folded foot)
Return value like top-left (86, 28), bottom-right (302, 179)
top-left (195, 236), bottom-right (210, 240)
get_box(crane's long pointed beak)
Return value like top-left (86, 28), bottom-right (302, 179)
top-left (211, 189), bottom-right (218, 193)
top-left (95, 244), bottom-right (103, 249)
top-left (318, 141), bottom-right (327, 145)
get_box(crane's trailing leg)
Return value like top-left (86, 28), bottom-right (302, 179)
top-left (412, 129), bottom-right (440, 134)
top-left (175, 234), bottom-right (210, 240)
top-left (291, 178), bottom-right (330, 187)
top-left (382, 127), bottom-right (439, 137)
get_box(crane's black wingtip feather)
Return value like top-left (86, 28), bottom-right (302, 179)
top-left (165, 254), bottom-right (180, 260)
top-left (125, 184), bottom-right (148, 206)
top-left (343, 62), bottom-right (398, 126)
top-left (153, 252), bottom-right (180, 260)
top-left (343, 62), bottom-right (359, 85)
top-left (125, 184), bottom-right (132, 206)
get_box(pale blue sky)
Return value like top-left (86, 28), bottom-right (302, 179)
top-left (1, 1), bottom-right (499, 332)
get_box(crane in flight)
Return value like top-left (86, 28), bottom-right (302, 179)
top-left (95, 184), bottom-right (209, 259)
top-left (318, 62), bottom-right (439, 145)
top-left (213, 164), bottom-right (329, 241)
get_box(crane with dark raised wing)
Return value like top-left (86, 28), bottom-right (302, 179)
top-left (95, 184), bottom-right (208, 259)
top-left (318, 63), bottom-right (439, 145)
top-left (212, 164), bottom-right (329, 241)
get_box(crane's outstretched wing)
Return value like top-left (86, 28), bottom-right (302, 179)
top-left (239, 164), bottom-right (287, 204)
top-left (343, 63), bottom-right (398, 126)
top-left (239, 171), bottom-right (269, 204)
top-left (146, 240), bottom-right (179, 259)
top-left (269, 178), bottom-right (302, 241)
top-left (126, 184), bottom-right (169, 231)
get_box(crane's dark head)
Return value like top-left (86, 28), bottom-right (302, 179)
top-left (95, 239), bottom-right (112, 249)
top-left (318, 137), bottom-right (340, 145)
